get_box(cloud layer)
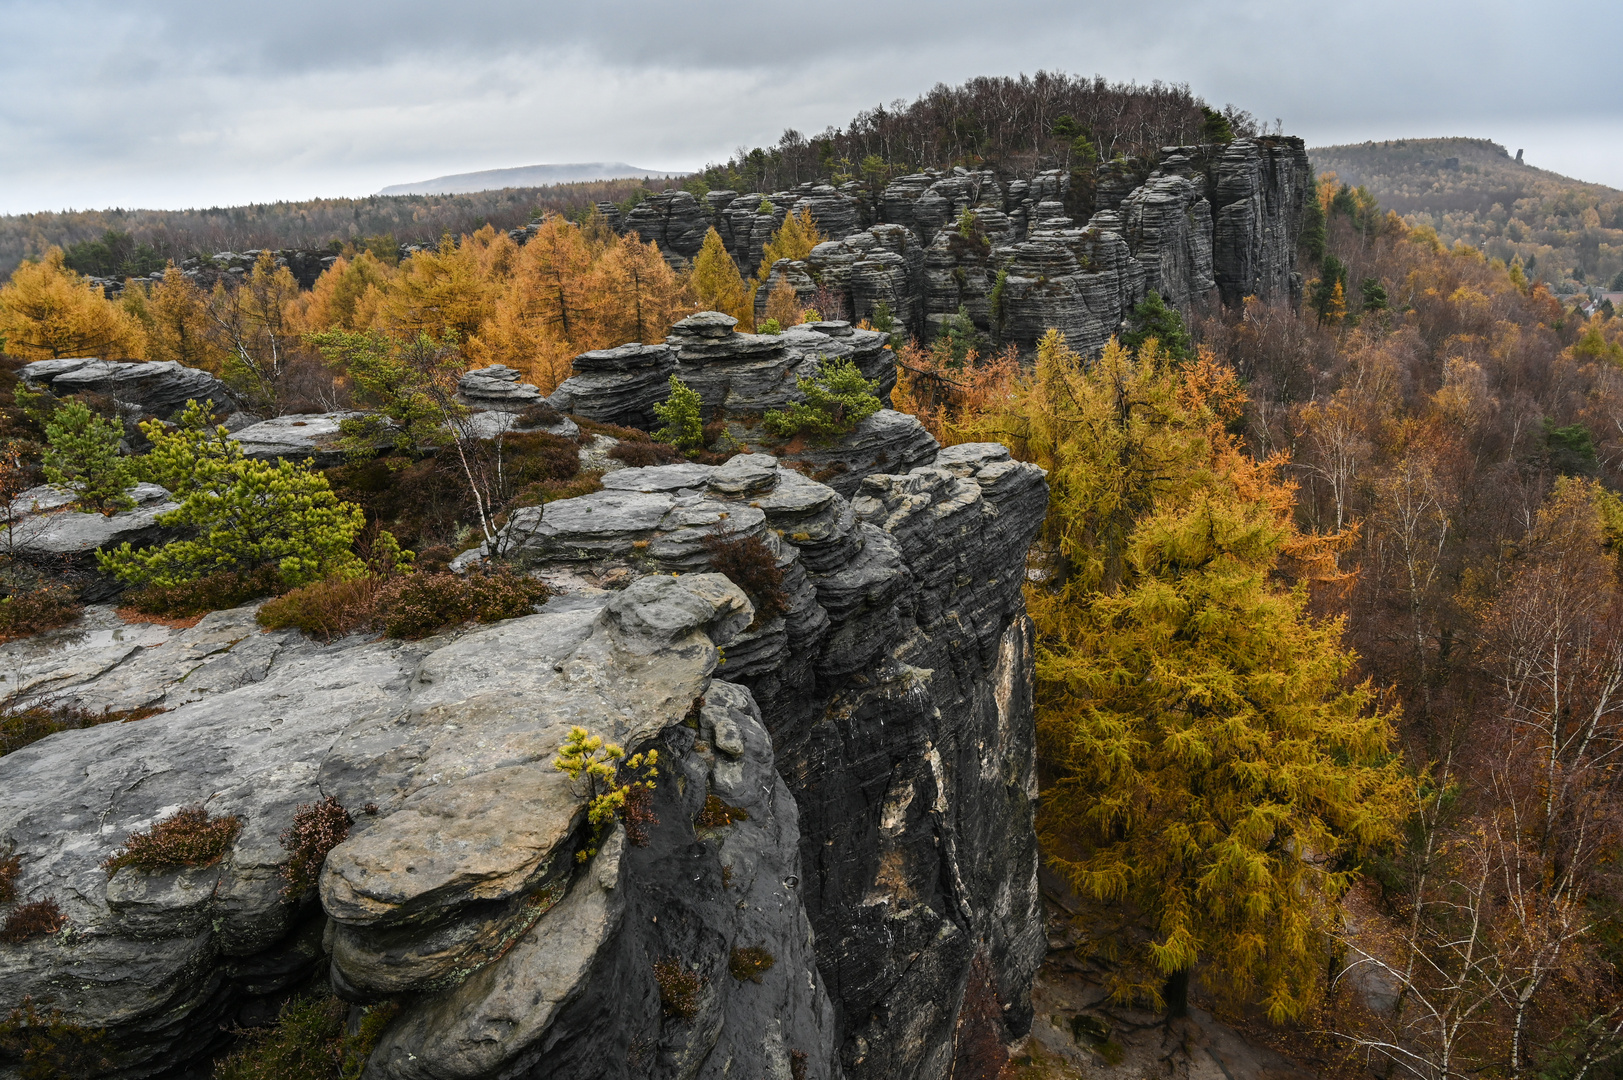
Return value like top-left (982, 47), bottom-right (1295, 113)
top-left (3, 0), bottom-right (1619, 214)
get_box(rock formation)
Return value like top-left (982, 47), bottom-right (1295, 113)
top-left (614, 140), bottom-right (1310, 354)
top-left (0, 328), bottom-right (1049, 1079)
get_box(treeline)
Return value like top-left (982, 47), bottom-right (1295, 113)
top-left (0, 178), bottom-right (663, 280)
top-left (697, 71), bottom-right (1259, 193)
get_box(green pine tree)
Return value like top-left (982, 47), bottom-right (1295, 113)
top-left (762, 357), bottom-right (881, 440)
top-left (43, 400), bottom-right (133, 512)
top-left (654, 376), bottom-right (705, 451)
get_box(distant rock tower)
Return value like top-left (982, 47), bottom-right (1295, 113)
top-left (1516, 148), bottom-right (1525, 164)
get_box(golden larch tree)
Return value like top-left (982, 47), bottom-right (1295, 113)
top-left (0, 248), bottom-right (147, 360)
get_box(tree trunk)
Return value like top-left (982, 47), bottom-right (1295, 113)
top-left (1164, 968), bottom-right (1190, 1019)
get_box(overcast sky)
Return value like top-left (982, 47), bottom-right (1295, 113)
top-left (2, 0), bottom-right (1619, 215)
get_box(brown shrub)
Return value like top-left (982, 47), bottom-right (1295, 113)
top-left (279, 796), bottom-right (352, 899)
top-left (696, 794), bottom-right (749, 828)
top-left (728, 944), bottom-right (776, 983)
top-left (257, 576), bottom-right (384, 642)
top-left (701, 420), bottom-right (727, 448)
top-left (377, 569), bottom-right (549, 640)
top-left (102, 805), bottom-right (242, 876)
top-left (0, 899), bottom-right (65, 944)
top-left (575, 418), bottom-right (655, 443)
top-left (791, 1049), bottom-right (808, 1080)
top-left (503, 431), bottom-right (580, 487)
top-left (608, 440), bottom-right (686, 467)
top-left (620, 779), bottom-right (657, 847)
top-left (521, 470), bottom-right (603, 505)
top-left (0, 854), bottom-right (17, 903)
top-left (122, 567), bottom-right (280, 618)
top-left (1, 702), bottom-right (164, 758)
top-left (0, 585), bottom-right (83, 644)
top-left (653, 958), bottom-right (705, 1020)
top-left (700, 529), bottom-right (787, 622)
top-left (0, 997), bottom-right (111, 1078)
top-left (516, 401), bottom-right (562, 428)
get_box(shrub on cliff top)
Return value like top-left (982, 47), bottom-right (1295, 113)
top-left (1, 701), bottom-right (163, 758)
top-left (279, 796), bottom-right (352, 899)
top-left (700, 528), bottom-right (786, 623)
top-left (100, 400), bottom-right (365, 591)
top-left (102, 805), bottom-right (242, 876)
top-left (761, 356), bottom-right (881, 441)
top-left (0, 585), bottom-right (83, 644)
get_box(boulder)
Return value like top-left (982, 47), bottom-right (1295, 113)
top-left (456, 365), bottom-right (543, 412)
top-left (230, 412), bottom-right (382, 467)
top-left (18, 359), bottom-right (239, 420)
top-left (5, 483), bottom-right (182, 601)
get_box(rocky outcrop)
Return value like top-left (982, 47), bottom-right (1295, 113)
top-left (0, 431), bottom-right (1047, 1080)
top-left (19, 358), bottom-right (239, 421)
top-left (616, 140), bottom-right (1309, 356)
top-left (620, 190), bottom-right (712, 268)
top-left (456, 364), bottom-right (543, 412)
top-left (4, 483), bottom-right (181, 601)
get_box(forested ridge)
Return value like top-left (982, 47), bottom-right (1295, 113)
top-left (1311, 136), bottom-right (1623, 297)
top-left (3, 71), bottom-right (1623, 1080)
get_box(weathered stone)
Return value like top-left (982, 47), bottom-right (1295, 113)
top-left (545, 344), bottom-right (677, 428)
top-left (231, 412), bottom-right (381, 467)
top-left (19, 358), bottom-right (238, 420)
top-left (456, 365), bottom-right (542, 412)
top-left (4, 483), bottom-right (181, 601)
top-left (1118, 163), bottom-right (1217, 309)
top-left (1211, 136), bottom-right (1312, 307)
top-left (783, 409), bottom-right (940, 498)
top-left (619, 189), bottom-right (710, 267)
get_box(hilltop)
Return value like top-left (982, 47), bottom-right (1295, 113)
top-left (379, 161), bottom-right (673, 195)
top-left (1309, 136), bottom-right (1623, 291)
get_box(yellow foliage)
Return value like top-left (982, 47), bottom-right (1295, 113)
top-left (0, 248), bottom-right (147, 360)
top-left (376, 231), bottom-right (502, 341)
top-left (754, 206), bottom-right (825, 288)
top-left (690, 227), bottom-right (752, 328)
top-left (595, 232), bottom-right (693, 347)
top-left (145, 266), bottom-right (229, 373)
top-left (288, 252), bottom-right (394, 334)
top-left (763, 277), bottom-right (804, 329)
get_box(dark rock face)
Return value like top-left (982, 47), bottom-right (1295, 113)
top-left (621, 190), bottom-right (712, 267)
top-left (1210, 137), bottom-right (1313, 307)
top-left (19, 358), bottom-right (239, 420)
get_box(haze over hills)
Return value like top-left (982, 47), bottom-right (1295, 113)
top-left (1309, 136), bottom-right (1623, 292)
top-left (378, 162), bottom-right (674, 196)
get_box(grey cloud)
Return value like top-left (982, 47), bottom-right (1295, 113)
top-left (2, 0), bottom-right (1621, 214)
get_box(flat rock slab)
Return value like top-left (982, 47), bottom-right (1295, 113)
top-left (231, 412), bottom-right (379, 466)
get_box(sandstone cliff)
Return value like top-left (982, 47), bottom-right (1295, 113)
top-left (618, 138), bottom-right (1311, 354)
top-left (0, 325), bottom-right (1048, 1080)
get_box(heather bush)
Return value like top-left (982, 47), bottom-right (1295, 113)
top-left (728, 945), bottom-right (776, 983)
top-left (256, 576), bottom-right (385, 642)
top-left (279, 796), bottom-right (352, 899)
top-left (210, 993), bottom-right (397, 1080)
top-left (608, 439), bottom-right (686, 468)
top-left (120, 567), bottom-right (281, 618)
top-left (102, 805), bottom-right (242, 876)
top-left (696, 793), bottom-right (749, 828)
top-left (377, 569), bottom-right (549, 640)
top-left (1, 701), bottom-right (162, 757)
top-left (0, 854), bottom-right (17, 902)
top-left (0, 899), bottom-right (65, 944)
top-left (0, 585), bottom-right (83, 643)
top-left (700, 528), bottom-right (787, 623)
top-left (653, 959), bottom-right (705, 1020)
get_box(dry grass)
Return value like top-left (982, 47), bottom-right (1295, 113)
top-left (102, 805), bottom-right (242, 876)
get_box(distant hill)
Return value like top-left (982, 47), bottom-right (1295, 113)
top-left (379, 162), bottom-right (672, 196)
top-left (1309, 137), bottom-right (1623, 292)
top-left (0, 178), bottom-right (661, 280)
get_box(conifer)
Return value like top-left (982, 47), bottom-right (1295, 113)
top-left (690, 227), bottom-right (751, 328)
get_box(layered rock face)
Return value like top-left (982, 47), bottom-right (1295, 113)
top-left (618, 139), bottom-right (1310, 353)
top-left (0, 433), bottom-right (1048, 1077)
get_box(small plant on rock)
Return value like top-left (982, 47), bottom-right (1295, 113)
top-left (0, 899), bottom-right (65, 944)
top-left (0, 585), bottom-right (83, 644)
top-left (701, 527), bottom-right (787, 623)
top-left (375, 568), bottom-right (549, 640)
top-left (0, 853), bottom-right (18, 902)
top-left (102, 804), bottom-right (242, 876)
top-left (653, 376), bottom-right (705, 452)
top-left (279, 795), bottom-right (352, 899)
top-left (728, 945), bottom-right (776, 983)
top-left (0, 997), bottom-right (110, 1078)
top-left (696, 793), bottom-right (749, 828)
top-left (42, 399), bottom-right (133, 512)
top-left (1, 701), bottom-right (163, 758)
top-left (653, 958), bottom-right (705, 1020)
top-left (761, 357), bottom-right (881, 441)
top-left (552, 726), bottom-right (658, 862)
